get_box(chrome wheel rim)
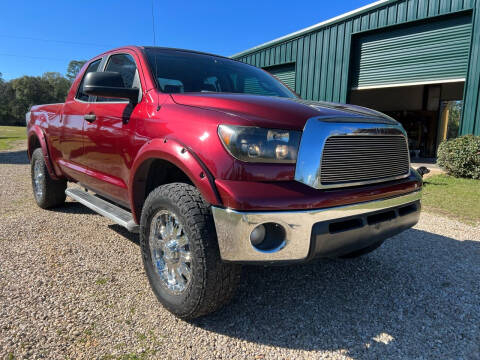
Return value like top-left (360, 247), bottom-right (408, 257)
top-left (33, 160), bottom-right (44, 199)
top-left (149, 210), bottom-right (192, 294)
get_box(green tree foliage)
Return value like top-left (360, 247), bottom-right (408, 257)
top-left (42, 72), bottom-right (71, 101)
top-left (0, 68), bottom-right (74, 125)
top-left (66, 60), bottom-right (87, 82)
top-left (0, 73), bottom-right (15, 123)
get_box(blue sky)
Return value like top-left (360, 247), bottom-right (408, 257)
top-left (0, 0), bottom-right (372, 80)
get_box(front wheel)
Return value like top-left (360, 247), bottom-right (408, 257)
top-left (140, 183), bottom-right (241, 319)
top-left (30, 148), bottom-right (67, 209)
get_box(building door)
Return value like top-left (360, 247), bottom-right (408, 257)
top-left (351, 15), bottom-right (472, 90)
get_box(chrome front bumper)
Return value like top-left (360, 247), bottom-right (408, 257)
top-left (212, 190), bottom-right (422, 263)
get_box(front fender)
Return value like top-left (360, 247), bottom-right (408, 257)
top-left (27, 126), bottom-right (59, 180)
top-left (129, 137), bottom-right (222, 223)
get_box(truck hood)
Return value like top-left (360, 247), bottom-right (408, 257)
top-left (170, 93), bottom-right (398, 130)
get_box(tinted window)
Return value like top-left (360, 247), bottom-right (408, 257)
top-left (76, 59), bottom-right (101, 102)
top-left (144, 49), bottom-right (295, 98)
top-left (97, 53), bottom-right (140, 102)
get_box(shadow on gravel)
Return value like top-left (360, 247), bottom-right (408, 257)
top-left (0, 150), bottom-right (29, 165)
top-left (54, 202), bottom-right (98, 215)
top-left (187, 228), bottom-right (480, 359)
top-left (109, 224), bottom-right (139, 246)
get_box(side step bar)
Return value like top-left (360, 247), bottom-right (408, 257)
top-left (65, 188), bottom-right (139, 233)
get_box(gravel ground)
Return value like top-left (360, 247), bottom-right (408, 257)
top-left (1, 143), bottom-right (479, 360)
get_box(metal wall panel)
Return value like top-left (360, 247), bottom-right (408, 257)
top-left (352, 15), bottom-right (472, 89)
top-left (461, 0), bottom-right (480, 135)
top-left (264, 63), bottom-right (296, 91)
top-left (233, 0), bottom-right (478, 135)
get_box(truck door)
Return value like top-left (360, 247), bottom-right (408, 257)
top-left (82, 52), bottom-right (143, 206)
top-left (57, 59), bottom-right (101, 181)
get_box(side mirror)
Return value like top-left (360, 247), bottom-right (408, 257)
top-left (83, 72), bottom-right (139, 103)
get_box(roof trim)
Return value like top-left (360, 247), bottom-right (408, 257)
top-left (231, 0), bottom-right (389, 58)
top-left (353, 78), bottom-right (466, 90)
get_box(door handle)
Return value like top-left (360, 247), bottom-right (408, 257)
top-left (84, 114), bottom-right (96, 123)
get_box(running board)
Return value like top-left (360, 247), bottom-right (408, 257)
top-left (65, 188), bottom-right (139, 233)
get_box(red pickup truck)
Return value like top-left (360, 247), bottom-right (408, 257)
top-left (26, 46), bottom-right (422, 319)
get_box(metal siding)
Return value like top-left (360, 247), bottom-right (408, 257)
top-left (333, 23), bottom-right (345, 102)
top-left (232, 0), bottom-right (477, 134)
top-left (319, 28), bottom-right (330, 100)
top-left (280, 43), bottom-right (286, 64)
top-left (461, 0), bottom-right (480, 135)
top-left (417, 0), bottom-right (429, 18)
top-left (361, 14), bottom-right (370, 31)
top-left (286, 42), bottom-right (292, 63)
top-left (378, 7), bottom-right (388, 26)
top-left (428, 0), bottom-right (440, 17)
top-left (292, 39), bottom-right (298, 61)
top-left (370, 10), bottom-right (379, 27)
top-left (327, 26), bottom-right (338, 100)
top-left (296, 37), bottom-right (304, 95)
top-left (301, 35), bottom-right (310, 98)
top-left (465, 0), bottom-right (475, 8)
top-left (340, 20), bottom-right (354, 102)
top-left (265, 64), bottom-right (296, 91)
top-left (451, 0), bottom-right (464, 12)
top-left (352, 16), bottom-right (472, 89)
top-left (312, 31), bottom-right (324, 100)
top-left (440, 0), bottom-right (452, 13)
top-left (307, 33), bottom-right (317, 99)
top-left (398, 0), bottom-right (408, 22)
top-left (407, 0), bottom-right (419, 21)
top-left (388, 3), bottom-right (398, 25)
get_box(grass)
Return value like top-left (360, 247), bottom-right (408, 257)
top-left (422, 174), bottom-right (480, 225)
top-left (0, 125), bottom-right (27, 150)
top-left (95, 277), bottom-right (108, 285)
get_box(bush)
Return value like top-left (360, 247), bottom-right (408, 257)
top-left (437, 135), bottom-right (480, 179)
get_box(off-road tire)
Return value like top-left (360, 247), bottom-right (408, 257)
top-left (30, 148), bottom-right (67, 209)
top-left (140, 183), bottom-right (242, 319)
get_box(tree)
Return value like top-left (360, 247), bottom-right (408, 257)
top-left (9, 76), bottom-right (53, 120)
top-left (0, 74), bottom-right (15, 123)
top-left (66, 60), bottom-right (87, 82)
top-left (0, 64), bottom-right (76, 125)
top-left (42, 72), bottom-right (71, 101)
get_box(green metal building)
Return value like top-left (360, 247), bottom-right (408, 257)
top-left (232, 0), bottom-right (480, 157)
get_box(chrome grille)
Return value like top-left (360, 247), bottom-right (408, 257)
top-left (320, 135), bottom-right (410, 185)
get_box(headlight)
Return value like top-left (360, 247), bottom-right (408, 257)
top-left (218, 125), bottom-right (301, 163)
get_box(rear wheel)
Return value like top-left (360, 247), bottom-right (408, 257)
top-left (140, 183), bottom-right (241, 319)
top-left (30, 148), bottom-right (67, 209)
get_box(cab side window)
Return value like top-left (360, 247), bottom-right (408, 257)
top-left (75, 59), bottom-right (101, 102)
top-left (97, 53), bottom-right (140, 102)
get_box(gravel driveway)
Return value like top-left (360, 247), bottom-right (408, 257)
top-left (1, 144), bottom-right (479, 360)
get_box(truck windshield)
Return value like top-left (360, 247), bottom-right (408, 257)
top-left (144, 48), bottom-right (296, 98)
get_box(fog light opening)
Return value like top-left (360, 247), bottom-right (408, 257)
top-left (250, 223), bottom-right (286, 252)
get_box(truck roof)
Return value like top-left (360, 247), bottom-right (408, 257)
top-left (94, 45), bottom-right (232, 61)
